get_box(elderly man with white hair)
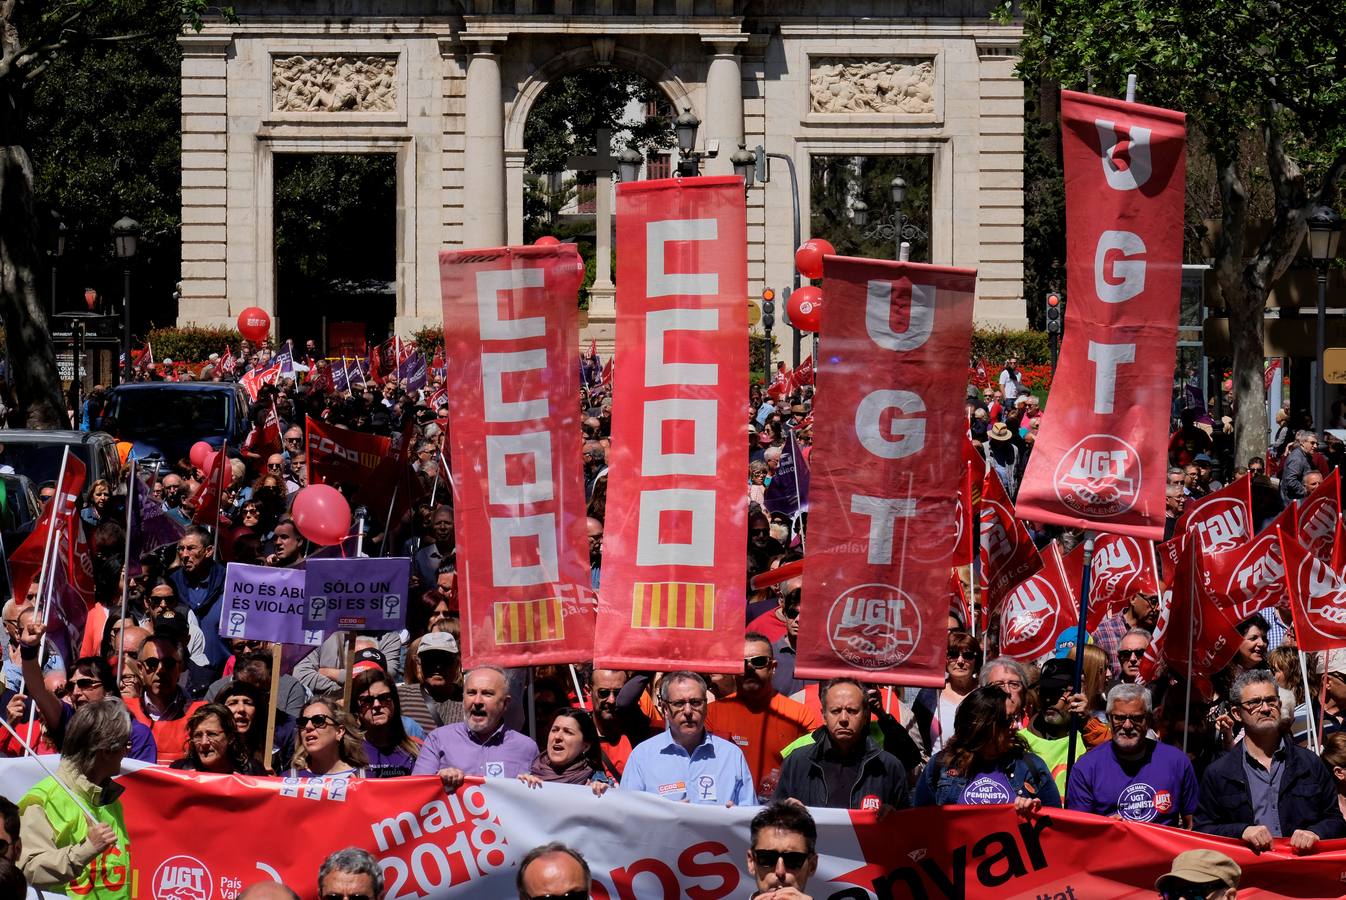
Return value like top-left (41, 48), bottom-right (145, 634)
top-left (1065, 684), bottom-right (1199, 827)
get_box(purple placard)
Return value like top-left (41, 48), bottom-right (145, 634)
top-left (303, 557), bottom-right (411, 633)
top-left (219, 563), bottom-right (324, 648)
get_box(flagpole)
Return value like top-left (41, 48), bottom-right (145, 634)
top-left (1062, 530), bottom-right (1095, 804)
top-left (117, 464), bottom-right (137, 683)
top-left (1297, 650), bottom-right (1320, 754)
top-left (24, 449), bottom-right (70, 700)
top-left (1183, 544), bottom-right (1196, 757)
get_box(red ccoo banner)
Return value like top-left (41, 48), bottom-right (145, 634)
top-left (439, 245), bottom-right (594, 667)
top-left (596, 177), bottom-right (749, 673)
top-left (796, 256), bottom-right (976, 687)
top-left (1015, 90), bottom-right (1186, 539)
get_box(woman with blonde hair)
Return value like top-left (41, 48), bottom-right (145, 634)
top-left (288, 697), bottom-right (368, 779)
top-left (1069, 644), bottom-right (1112, 747)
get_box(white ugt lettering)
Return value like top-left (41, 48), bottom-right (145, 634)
top-left (1094, 120), bottom-right (1153, 191)
top-left (1087, 341), bottom-right (1136, 415)
top-left (1095, 231), bottom-right (1147, 303)
top-left (646, 219), bottom-right (718, 297)
top-left (866, 280), bottom-right (934, 351)
top-left (851, 495), bottom-right (918, 565)
top-left (854, 390), bottom-right (925, 459)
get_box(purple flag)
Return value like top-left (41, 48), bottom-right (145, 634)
top-left (127, 472), bottom-right (186, 577)
top-left (763, 427), bottom-right (810, 517)
top-left (304, 557), bottom-right (411, 632)
top-left (219, 563), bottom-right (324, 648)
top-left (398, 350), bottom-right (428, 393)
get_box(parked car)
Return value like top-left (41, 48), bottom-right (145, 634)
top-left (0, 430), bottom-right (123, 489)
top-left (105, 382), bottom-right (251, 464)
top-left (0, 473), bottom-right (40, 597)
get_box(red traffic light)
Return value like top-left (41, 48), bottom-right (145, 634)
top-left (762, 288), bottom-right (776, 302)
top-left (1046, 292), bottom-right (1061, 307)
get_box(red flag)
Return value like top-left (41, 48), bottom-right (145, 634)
top-left (1296, 469), bottom-right (1339, 562)
top-left (1161, 535), bottom-right (1243, 678)
top-left (1086, 533), bottom-right (1159, 631)
top-left (219, 346), bottom-right (236, 375)
top-left (1332, 516), bottom-right (1346, 575)
top-left (438, 244), bottom-right (594, 667)
top-left (597, 178), bottom-right (749, 673)
top-left (796, 255), bottom-right (976, 687)
top-left (950, 465), bottom-right (976, 567)
top-left (239, 362), bottom-right (280, 401)
top-left (1014, 91), bottom-right (1186, 539)
top-left (793, 355), bottom-right (815, 388)
top-left (190, 445), bottom-right (230, 527)
top-left (1199, 527), bottom-right (1287, 624)
top-left (948, 569), bottom-right (971, 634)
top-left (1280, 528), bottom-right (1346, 651)
top-left (306, 417), bottom-right (407, 525)
top-left (1173, 476), bottom-right (1253, 554)
top-left (998, 543), bottom-right (1077, 662)
top-left (599, 357), bottom-right (613, 390)
top-left (241, 401), bottom-right (282, 464)
top-left (980, 465), bottom-right (1044, 613)
top-left (9, 452), bottom-right (87, 610)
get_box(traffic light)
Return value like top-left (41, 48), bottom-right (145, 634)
top-left (1045, 291), bottom-right (1063, 334)
top-left (761, 287), bottom-right (776, 330)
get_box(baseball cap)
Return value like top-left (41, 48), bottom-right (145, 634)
top-left (351, 648), bottom-right (388, 674)
top-left (418, 632), bottom-right (459, 656)
top-left (1155, 849), bottom-right (1240, 891)
top-left (1037, 657), bottom-right (1075, 698)
top-left (1192, 453), bottom-right (1215, 465)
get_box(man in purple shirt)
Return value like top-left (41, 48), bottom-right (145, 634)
top-left (411, 666), bottom-right (535, 790)
top-left (1066, 683), bottom-right (1198, 826)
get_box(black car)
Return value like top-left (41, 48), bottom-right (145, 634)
top-left (0, 430), bottom-right (123, 489)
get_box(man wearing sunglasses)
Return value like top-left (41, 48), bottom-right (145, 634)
top-left (1195, 670), bottom-right (1344, 852)
top-left (516, 842), bottom-right (590, 900)
top-left (1093, 589), bottom-right (1160, 678)
top-left (589, 668), bottom-right (653, 780)
top-left (1153, 849), bottom-right (1240, 900)
top-left (745, 802), bottom-right (817, 900)
top-left (124, 637), bottom-right (206, 764)
top-left (1065, 684), bottom-right (1198, 827)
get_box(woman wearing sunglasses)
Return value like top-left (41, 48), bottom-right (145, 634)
top-left (170, 702), bottom-right (260, 775)
top-left (518, 708), bottom-right (612, 796)
top-left (913, 630), bottom-right (983, 756)
top-left (353, 670), bottom-right (420, 778)
top-left (289, 698), bottom-right (368, 779)
top-left (913, 685), bottom-right (1059, 810)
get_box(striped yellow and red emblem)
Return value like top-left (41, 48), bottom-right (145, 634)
top-left (493, 597), bottom-right (565, 645)
top-left (630, 582), bottom-right (715, 630)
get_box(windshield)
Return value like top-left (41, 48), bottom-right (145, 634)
top-left (0, 442), bottom-right (92, 488)
top-left (110, 390), bottom-right (230, 437)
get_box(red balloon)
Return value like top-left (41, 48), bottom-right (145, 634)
top-left (201, 448), bottom-right (227, 478)
top-left (291, 484), bottom-right (352, 546)
top-left (794, 239), bottom-right (836, 281)
top-left (534, 236), bottom-right (561, 246)
top-left (237, 307), bottom-right (271, 344)
top-left (189, 441), bottom-right (212, 470)
top-left (788, 285), bottom-right (824, 333)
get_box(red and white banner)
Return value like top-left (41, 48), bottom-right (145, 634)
top-left (1015, 90), bottom-right (1187, 539)
top-left (1085, 533), bottom-right (1158, 630)
top-left (595, 178), bottom-right (748, 673)
top-left (1280, 528), bottom-right (1346, 651)
top-left (1162, 535), bottom-right (1243, 678)
top-left (1199, 528), bottom-right (1287, 624)
top-left (439, 245), bottom-right (594, 667)
top-left (796, 256), bottom-right (975, 686)
top-left (998, 542), bottom-right (1077, 662)
top-left (1174, 476), bottom-right (1253, 554)
top-left (1297, 469), bottom-right (1340, 562)
top-left (980, 465), bottom-right (1044, 612)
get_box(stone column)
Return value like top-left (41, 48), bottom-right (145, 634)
top-left (463, 39), bottom-right (506, 247)
top-left (702, 39), bottom-right (745, 176)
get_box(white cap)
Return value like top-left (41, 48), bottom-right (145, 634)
top-left (418, 632), bottom-right (459, 656)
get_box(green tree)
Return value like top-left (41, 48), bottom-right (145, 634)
top-left (1001, 0), bottom-right (1346, 464)
top-left (809, 154), bottom-right (932, 262)
top-left (523, 66), bottom-right (672, 175)
top-left (1, 1), bottom-right (227, 427)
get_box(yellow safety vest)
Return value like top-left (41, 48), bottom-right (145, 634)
top-left (19, 773), bottom-right (132, 900)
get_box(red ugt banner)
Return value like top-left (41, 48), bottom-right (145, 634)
top-left (440, 245), bottom-right (594, 667)
top-left (1015, 90), bottom-right (1186, 539)
top-left (1280, 528), bottom-right (1346, 651)
top-left (596, 177), bottom-right (748, 673)
top-left (796, 257), bottom-right (975, 687)
top-left (1174, 475), bottom-right (1253, 554)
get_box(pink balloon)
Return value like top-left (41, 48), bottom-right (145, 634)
top-left (794, 239), bottom-right (836, 281)
top-left (291, 484), bottom-right (352, 546)
top-left (534, 235), bottom-right (561, 246)
top-left (190, 441), bottom-right (212, 470)
top-left (788, 285), bottom-right (824, 333)
top-left (237, 307), bottom-right (271, 344)
top-left (201, 448), bottom-right (226, 478)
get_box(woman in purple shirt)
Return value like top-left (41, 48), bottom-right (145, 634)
top-left (353, 670), bottom-right (420, 778)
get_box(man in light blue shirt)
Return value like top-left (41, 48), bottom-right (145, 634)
top-left (622, 671), bottom-right (756, 807)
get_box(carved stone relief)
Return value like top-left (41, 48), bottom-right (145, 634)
top-left (272, 55), bottom-right (397, 113)
top-left (809, 58), bottom-right (935, 114)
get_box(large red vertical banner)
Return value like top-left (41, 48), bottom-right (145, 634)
top-left (795, 257), bottom-right (976, 687)
top-left (597, 177), bottom-right (748, 673)
top-left (1015, 91), bottom-right (1186, 539)
top-left (439, 245), bottom-right (594, 667)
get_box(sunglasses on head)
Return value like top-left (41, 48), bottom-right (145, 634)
top-left (297, 713), bottom-right (335, 730)
top-left (751, 849), bottom-right (811, 871)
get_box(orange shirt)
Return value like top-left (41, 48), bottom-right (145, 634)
top-left (705, 690), bottom-right (821, 798)
top-left (125, 696), bottom-right (205, 764)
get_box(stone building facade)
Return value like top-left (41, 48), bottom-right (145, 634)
top-left (178, 1), bottom-right (1026, 348)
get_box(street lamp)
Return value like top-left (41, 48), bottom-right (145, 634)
top-left (616, 146), bottom-right (643, 184)
top-left (739, 143), bottom-right (805, 365)
top-left (731, 145), bottom-right (756, 190)
top-left (674, 108), bottom-right (702, 177)
top-left (113, 215), bottom-right (141, 383)
top-left (1308, 205), bottom-right (1342, 436)
top-left (849, 173), bottom-right (928, 260)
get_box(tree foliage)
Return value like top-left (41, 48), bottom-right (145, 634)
top-left (1001, 0), bottom-right (1346, 463)
top-left (809, 154), bottom-right (932, 262)
top-left (523, 66), bottom-right (673, 175)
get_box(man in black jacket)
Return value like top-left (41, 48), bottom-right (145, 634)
top-left (1194, 670), bottom-right (1344, 852)
top-left (772, 677), bottom-right (909, 813)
